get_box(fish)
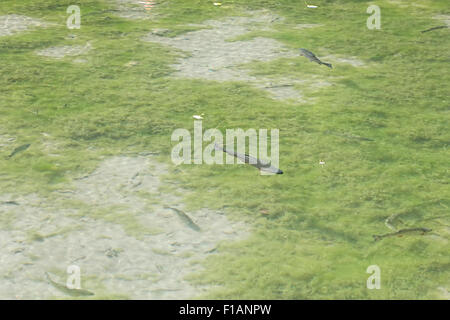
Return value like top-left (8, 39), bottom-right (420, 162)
top-left (215, 143), bottom-right (283, 174)
top-left (8, 143), bottom-right (31, 158)
top-left (421, 25), bottom-right (448, 33)
top-left (373, 228), bottom-right (432, 242)
top-left (1, 201), bottom-right (19, 205)
top-left (299, 48), bottom-right (332, 68)
top-left (164, 207), bottom-right (201, 232)
top-left (45, 272), bottom-right (94, 297)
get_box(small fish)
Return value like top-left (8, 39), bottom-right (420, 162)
top-left (165, 207), bottom-right (201, 232)
top-left (8, 143), bottom-right (30, 158)
top-left (373, 228), bottom-right (432, 242)
top-left (215, 143), bottom-right (283, 174)
top-left (299, 48), bottom-right (332, 68)
top-left (421, 25), bottom-right (448, 33)
top-left (1, 201), bottom-right (19, 205)
top-left (45, 272), bottom-right (94, 297)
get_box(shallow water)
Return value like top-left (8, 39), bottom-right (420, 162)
top-left (0, 0), bottom-right (449, 300)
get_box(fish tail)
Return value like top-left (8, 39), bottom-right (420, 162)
top-left (321, 62), bottom-right (332, 68)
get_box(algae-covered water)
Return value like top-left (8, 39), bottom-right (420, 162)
top-left (0, 0), bottom-right (448, 299)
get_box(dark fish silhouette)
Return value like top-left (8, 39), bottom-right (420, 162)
top-left (373, 228), bottom-right (431, 241)
top-left (8, 143), bottom-right (30, 158)
top-left (165, 207), bottom-right (201, 232)
top-left (215, 143), bottom-right (283, 174)
top-left (421, 25), bottom-right (448, 33)
top-left (45, 272), bottom-right (94, 297)
top-left (1, 201), bottom-right (19, 205)
top-left (300, 48), bottom-right (332, 68)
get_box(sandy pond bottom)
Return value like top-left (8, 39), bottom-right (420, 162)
top-left (0, 14), bottom-right (50, 37)
top-left (142, 10), bottom-right (323, 102)
top-left (0, 156), bottom-right (248, 299)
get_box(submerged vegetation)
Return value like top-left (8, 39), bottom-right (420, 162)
top-left (0, 0), bottom-right (449, 299)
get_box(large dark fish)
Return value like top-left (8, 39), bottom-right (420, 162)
top-left (164, 207), bottom-right (201, 232)
top-left (8, 143), bottom-right (31, 158)
top-left (373, 228), bottom-right (432, 242)
top-left (215, 143), bottom-right (283, 174)
top-left (45, 272), bottom-right (94, 297)
top-left (300, 48), bottom-right (332, 68)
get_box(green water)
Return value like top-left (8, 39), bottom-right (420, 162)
top-left (0, 0), bottom-right (448, 299)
